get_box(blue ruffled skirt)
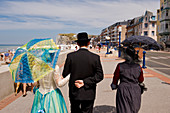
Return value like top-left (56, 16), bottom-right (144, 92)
top-left (31, 88), bottom-right (68, 113)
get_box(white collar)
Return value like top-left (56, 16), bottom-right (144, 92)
top-left (80, 47), bottom-right (88, 49)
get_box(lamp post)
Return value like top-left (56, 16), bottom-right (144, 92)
top-left (105, 36), bottom-right (110, 54)
top-left (118, 27), bottom-right (122, 57)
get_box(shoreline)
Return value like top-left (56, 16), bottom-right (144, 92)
top-left (0, 46), bottom-right (20, 53)
top-left (0, 44), bottom-right (23, 46)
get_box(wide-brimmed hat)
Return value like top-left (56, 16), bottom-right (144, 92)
top-left (75, 32), bottom-right (91, 42)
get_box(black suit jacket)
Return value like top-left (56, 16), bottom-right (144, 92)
top-left (62, 48), bottom-right (103, 100)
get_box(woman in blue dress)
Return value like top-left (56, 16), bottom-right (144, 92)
top-left (31, 65), bottom-right (70, 113)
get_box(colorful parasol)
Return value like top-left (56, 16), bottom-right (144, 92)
top-left (9, 38), bottom-right (60, 83)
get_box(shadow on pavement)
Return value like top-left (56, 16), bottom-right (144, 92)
top-left (161, 82), bottom-right (170, 85)
top-left (93, 105), bottom-right (116, 113)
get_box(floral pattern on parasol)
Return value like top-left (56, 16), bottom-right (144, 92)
top-left (9, 38), bottom-right (60, 83)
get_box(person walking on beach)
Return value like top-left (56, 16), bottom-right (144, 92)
top-left (0, 52), bottom-right (4, 61)
top-left (4, 51), bottom-right (9, 62)
top-left (110, 46), bottom-right (144, 113)
top-left (62, 32), bottom-right (104, 113)
top-left (9, 50), bottom-right (13, 61)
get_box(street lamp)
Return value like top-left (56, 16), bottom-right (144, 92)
top-left (105, 36), bottom-right (110, 54)
top-left (118, 27), bottom-right (122, 57)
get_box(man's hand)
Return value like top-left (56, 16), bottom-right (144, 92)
top-left (75, 80), bottom-right (84, 88)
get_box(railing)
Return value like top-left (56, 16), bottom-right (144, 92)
top-left (159, 29), bottom-right (170, 34)
top-left (160, 11), bottom-right (170, 21)
top-left (164, 1), bottom-right (170, 8)
top-left (127, 28), bottom-right (134, 32)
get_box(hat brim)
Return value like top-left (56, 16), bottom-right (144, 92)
top-left (75, 38), bottom-right (91, 42)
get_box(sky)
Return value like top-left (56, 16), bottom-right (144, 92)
top-left (0, 0), bottom-right (160, 44)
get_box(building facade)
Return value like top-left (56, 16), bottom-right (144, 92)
top-left (156, 0), bottom-right (164, 43)
top-left (159, 0), bottom-right (170, 43)
top-left (100, 21), bottom-right (128, 46)
top-left (126, 11), bottom-right (157, 41)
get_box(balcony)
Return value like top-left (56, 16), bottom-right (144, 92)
top-left (104, 32), bottom-right (108, 35)
top-left (160, 10), bottom-right (170, 22)
top-left (164, 1), bottom-right (170, 8)
top-left (127, 28), bottom-right (134, 33)
top-left (111, 28), bottom-right (116, 32)
top-left (159, 28), bottom-right (170, 35)
top-left (160, 17), bottom-right (170, 22)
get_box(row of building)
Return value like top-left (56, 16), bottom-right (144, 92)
top-left (99, 0), bottom-right (170, 47)
top-left (157, 0), bottom-right (170, 43)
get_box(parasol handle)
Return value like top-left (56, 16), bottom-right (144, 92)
top-left (52, 49), bottom-right (61, 69)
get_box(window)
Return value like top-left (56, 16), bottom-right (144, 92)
top-left (152, 23), bottom-right (155, 27)
top-left (144, 31), bottom-right (148, 36)
top-left (165, 23), bottom-right (168, 29)
top-left (166, 10), bottom-right (168, 16)
top-left (161, 3), bottom-right (163, 11)
top-left (145, 17), bottom-right (147, 21)
top-left (145, 23), bottom-right (148, 28)
top-left (152, 31), bottom-right (155, 36)
top-left (151, 16), bottom-right (155, 20)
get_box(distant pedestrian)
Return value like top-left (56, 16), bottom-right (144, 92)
top-left (9, 50), bottom-right (13, 61)
top-left (15, 82), bottom-right (34, 97)
top-left (0, 52), bottom-right (4, 61)
top-left (97, 43), bottom-right (101, 53)
top-left (89, 45), bottom-right (92, 49)
top-left (4, 51), bottom-right (9, 61)
top-left (96, 46), bottom-right (99, 52)
top-left (111, 46), bottom-right (144, 113)
top-left (74, 46), bottom-right (78, 51)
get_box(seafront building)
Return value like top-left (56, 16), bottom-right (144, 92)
top-left (100, 21), bottom-right (128, 46)
top-left (126, 10), bottom-right (157, 41)
top-left (159, 0), bottom-right (170, 43)
top-left (156, 0), bottom-right (164, 43)
top-left (100, 10), bottom-right (157, 47)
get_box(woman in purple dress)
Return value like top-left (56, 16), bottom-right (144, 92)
top-left (111, 46), bottom-right (144, 113)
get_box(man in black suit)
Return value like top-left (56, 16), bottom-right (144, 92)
top-left (62, 32), bottom-right (104, 113)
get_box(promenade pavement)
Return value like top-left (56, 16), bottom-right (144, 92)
top-left (0, 49), bottom-right (170, 113)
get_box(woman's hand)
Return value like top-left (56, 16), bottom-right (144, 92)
top-left (110, 83), bottom-right (117, 90)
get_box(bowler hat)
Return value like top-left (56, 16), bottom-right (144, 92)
top-left (75, 32), bottom-right (91, 42)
